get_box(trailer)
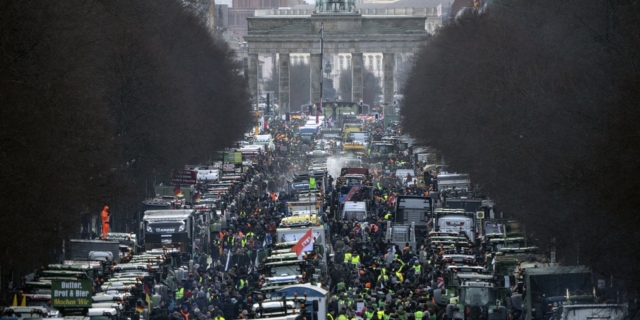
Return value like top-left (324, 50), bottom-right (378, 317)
top-left (68, 239), bottom-right (121, 263)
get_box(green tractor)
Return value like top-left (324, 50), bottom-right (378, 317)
top-left (445, 275), bottom-right (508, 320)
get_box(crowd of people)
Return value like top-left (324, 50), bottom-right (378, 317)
top-left (148, 117), bottom-right (453, 320)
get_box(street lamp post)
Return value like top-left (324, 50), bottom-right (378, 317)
top-left (318, 22), bottom-right (324, 124)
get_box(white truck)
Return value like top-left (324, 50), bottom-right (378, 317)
top-left (437, 172), bottom-right (471, 190)
top-left (434, 208), bottom-right (476, 240)
top-left (276, 226), bottom-right (332, 265)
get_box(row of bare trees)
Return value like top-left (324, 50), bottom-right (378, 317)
top-left (0, 0), bottom-right (252, 271)
top-left (402, 0), bottom-right (640, 291)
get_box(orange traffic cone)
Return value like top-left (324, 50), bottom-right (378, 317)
top-left (20, 295), bottom-right (26, 306)
top-left (12, 294), bottom-right (17, 306)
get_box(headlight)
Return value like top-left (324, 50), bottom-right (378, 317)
top-left (178, 225), bottom-right (185, 231)
top-left (265, 293), bottom-right (272, 299)
top-left (146, 226), bottom-right (152, 232)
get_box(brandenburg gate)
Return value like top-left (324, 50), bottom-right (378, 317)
top-left (243, 0), bottom-right (428, 114)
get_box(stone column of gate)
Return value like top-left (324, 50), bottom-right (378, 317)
top-left (310, 53), bottom-right (322, 105)
top-left (351, 53), bottom-right (363, 103)
top-left (248, 53), bottom-right (259, 107)
top-left (383, 52), bottom-right (395, 115)
top-left (278, 53), bottom-right (290, 117)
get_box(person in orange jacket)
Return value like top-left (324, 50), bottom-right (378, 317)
top-left (101, 206), bottom-right (110, 239)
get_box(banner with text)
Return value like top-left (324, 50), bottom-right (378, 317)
top-left (52, 279), bottom-right (92, 308)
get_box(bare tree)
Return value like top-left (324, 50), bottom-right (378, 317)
top-left (0, 0), bottom-right (252, 273)
top-left (402, 0), bottom-right (640, 292)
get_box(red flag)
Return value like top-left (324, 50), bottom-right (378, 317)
top-left (291, 229), bottom-right (314, 260)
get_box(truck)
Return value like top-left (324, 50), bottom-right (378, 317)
top-left (343, 123), bottom-right (362, 140)
top-left (276, 226), bottom-right (331, 268)
top-left (385, 221), bottom-right (417, 252)
top-left (68, 239), bottom-right (121, 263)
top-left (434, 208), bottom-right (476, 241)
top-left (139, 209), bottom-right (196, 260)
top-left (445, 199), bottom-right (483, 213)
top-left (509, 265), bottom-right (594, 320)
top-left (393, 195), bottom-right (433, 240)
top-left (437, 173), bottom-right (471, 190)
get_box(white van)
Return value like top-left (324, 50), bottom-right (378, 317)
top-left (342, 201), bottom-right (367, 221)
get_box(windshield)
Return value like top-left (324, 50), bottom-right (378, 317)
top-left (460, 287), bottom-right (497, 307)
top-left (271, 265), bottom-right (301, 277)
top-left (345, 177), bottom-right (363, 185)
top-left (344, 211), bottom-right (365, 219)
top-left (375, 145), bottom-right (394, 154)
top-left (484, 222), bottom-right (503, 235)
top-left (344, 160), bottom-right (361, 167)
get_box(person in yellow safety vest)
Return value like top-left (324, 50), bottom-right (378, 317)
top-left (395, 271), bottom-right (404, 283)
top-left (384, 212), bottom-right (391, 220)
top-left (412, 261), bottom-right (421, 275)
top-left (344, 251), bottom-right (353, 265)
top-left (377, 272), bottom-right (388, 283)
top-left (375, 307), bottom-right (385, 320)
top-left (241, 238), bottom-right (247, 247)
top-left (214, 311), bottom-right (225, 320)
top-left (237, 278), bottom-right (247, 291)
top-left (175, 284), bottom-right (184, 300)
top-left (383, 310), bottom-right (391, 320)
top-left (365, 307), bottom-right (375, 320)
top-left (337, 310), bottom-right (348, 320)
top-left (328, 309), bottom-right (336, 320)
top-left (351, 252), bottom-right (360, 265)
top-left (414, 308), bottom-right (424, 320)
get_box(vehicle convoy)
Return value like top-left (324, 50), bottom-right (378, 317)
top-left (8, 107), bottom-right (633, 320)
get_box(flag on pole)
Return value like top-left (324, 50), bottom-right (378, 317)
top-left (291, 229), bottom-right (314, 260)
